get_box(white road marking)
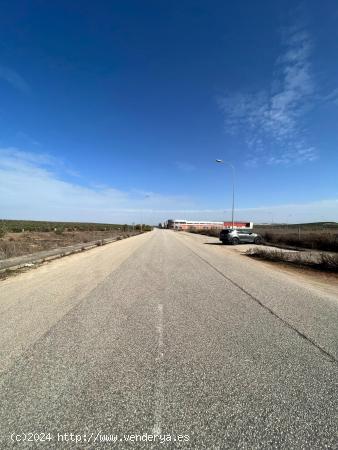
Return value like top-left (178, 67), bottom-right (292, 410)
top-left (153, 303), bottom-right (164, 435)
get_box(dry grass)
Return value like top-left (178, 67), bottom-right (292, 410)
top-left (246, 247), bottom-right (338, 272)
top-left (254, 227), bottom-right (338, 252)
top-left (0, 230), bottom-right (141, 260)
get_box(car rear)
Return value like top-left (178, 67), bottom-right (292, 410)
top-left (219, 229), bottom-right (232, 243)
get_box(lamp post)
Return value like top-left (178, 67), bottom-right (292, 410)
top-left (216, 159), bottom-right (235, 229)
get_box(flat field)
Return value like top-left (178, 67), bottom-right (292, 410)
top-left (253, 223), bottom-right (338, 252)
top-left (0, 220), bottom-right (148, 259)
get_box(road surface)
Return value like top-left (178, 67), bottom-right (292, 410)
top-left (0, 229), bottom-right (337, 449)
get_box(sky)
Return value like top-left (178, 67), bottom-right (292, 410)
top-left (0, 0), bottom-right (338, 224)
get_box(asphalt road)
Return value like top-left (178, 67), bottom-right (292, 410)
top-left (0, 229), bottom-right (337, 449)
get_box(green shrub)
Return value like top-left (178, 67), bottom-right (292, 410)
top-left (0, 224), bottom-right (7, 238)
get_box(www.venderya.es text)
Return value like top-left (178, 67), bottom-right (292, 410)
top-left (10, 431), bottom-right (190, 445)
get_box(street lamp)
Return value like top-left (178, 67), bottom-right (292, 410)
top-left (216, 159), bottom-right (235, 229)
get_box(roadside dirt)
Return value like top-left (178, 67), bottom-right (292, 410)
top-left (0, 230), bottom-right (141, 260)
top-left (224, 244), bottom-right (338, 298)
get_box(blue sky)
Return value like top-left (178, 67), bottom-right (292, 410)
top-left (0, 0), bottom-right (338, 224)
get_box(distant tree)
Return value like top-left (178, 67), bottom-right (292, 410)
top-left (54, 226), bottom-right (64, 235)
top-left (0, 223), bottom-right (7, 238)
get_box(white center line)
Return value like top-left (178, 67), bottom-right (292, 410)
top-left (153, 303), bottom-right (164, 435)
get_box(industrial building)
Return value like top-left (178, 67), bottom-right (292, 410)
top-left (166, 219), bottom-right (253, 231)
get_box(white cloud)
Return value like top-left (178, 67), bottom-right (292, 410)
top-left (320, 87), bottom-right (338, 106)
top-left (0, 148), bottom-right (193, 224)
top-left (218, 23), bottom-right (318, 166)
top-left (1, 148), bottom-right (336, 224)
top-left (0, 66), bottom-right (31, 94)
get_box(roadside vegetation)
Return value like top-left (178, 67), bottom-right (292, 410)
top-left (0, 220), bottom-right (152, 260)
top-left (187, 223), bottom-right (338, 252)
top-left (253, 223), bottom-right (338, 252)
top-left (246, 247), bottom-right (338, 273)
top-left (0, 219), bottom-right (152, 233)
